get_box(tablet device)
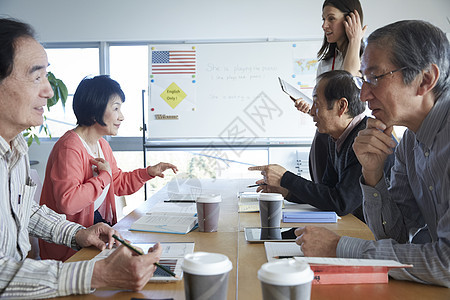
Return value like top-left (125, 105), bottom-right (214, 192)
top-left (244, 227), bottom-right (297, 243)
top-left (278, 77), bottom-right (313, 105)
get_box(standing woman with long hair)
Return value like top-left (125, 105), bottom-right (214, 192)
top-left (296, 0), bottom-right (366, 184)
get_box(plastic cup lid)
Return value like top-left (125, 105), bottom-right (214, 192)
top-left (182, 252), bottom-right (232, 275)
top-left (196, 194), bottom-right (222, 203)
top-left (259, 193), bottom-right (284, 201)
top-left (257, 260), bottom-right (314, 286)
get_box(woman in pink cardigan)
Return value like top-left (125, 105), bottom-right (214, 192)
top-left (39, 75), bottom-right (177, 261)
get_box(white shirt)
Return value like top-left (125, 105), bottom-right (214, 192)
top-left (316, 49), bottom-right (344, 77)
top-left (77, 135), bottom-right (111, 211)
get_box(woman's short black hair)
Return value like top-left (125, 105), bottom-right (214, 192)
top-left (73, 75), bottom-right (125, 126)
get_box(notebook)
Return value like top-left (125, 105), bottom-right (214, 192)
top-left (282, 211), bottom-right (338, 223)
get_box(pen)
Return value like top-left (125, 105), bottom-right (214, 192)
top-left (273, 256), bottom-right (301, 259)
top-left (112, 234), bottom-right (178, 278)
top-left (247, 183), bottom-right (267, 188)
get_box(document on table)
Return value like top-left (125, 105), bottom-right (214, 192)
top-left (238, 192), bottom-right (260, 212)
top-left (238, 192), bottom-right (286, 213)
top-left (93, 242), bottom-right (195, 282)
top-left (149, 201), bottom-right (197, 216)
top-left (294, 257), bottom-right (413, 268)
top-left (266, 242), bottom-right (411, 269)
top-left (282, 203), bottom-right (341, 223)
top-left (265, 242), bottom-right (304, 262)
top-left (130, 214), bottom-right (198, 234)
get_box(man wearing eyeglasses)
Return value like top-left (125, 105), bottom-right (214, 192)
top-left (295, 20), bottom-right (450, 287)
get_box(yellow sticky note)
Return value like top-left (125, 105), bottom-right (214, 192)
top-left (160, 82), bottom-right (187, 109)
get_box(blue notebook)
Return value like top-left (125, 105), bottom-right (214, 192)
top-left (282, 211), bottom-right (337, 223)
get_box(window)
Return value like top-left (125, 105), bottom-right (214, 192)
top-left (109, 45), bottom-right (148, 137)
top-left (44, 46), bottom-right (100, 138)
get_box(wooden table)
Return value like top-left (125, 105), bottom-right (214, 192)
top-left (64, 179), bottom-right (450, 299)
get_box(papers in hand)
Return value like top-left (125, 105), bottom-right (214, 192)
top-left (93, 242), bottom-right (195, 282)
top-left (278, 77), bottom-right (313, 105)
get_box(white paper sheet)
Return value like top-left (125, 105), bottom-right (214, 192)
top-left (264, 242), bottom-right (304, 262)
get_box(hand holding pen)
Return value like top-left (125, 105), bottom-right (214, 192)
top-left (90, 234), bottom-right (164, 291)
top-left (112, 234), bottom-right (178, 278)
top-left (247, 183), bottom-right (267, 188)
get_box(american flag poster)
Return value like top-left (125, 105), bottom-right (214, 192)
top-left (151, 49), bottom-right (196, 75)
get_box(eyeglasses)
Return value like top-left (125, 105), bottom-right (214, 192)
top-left (353, 67), bottom-right (407, 89)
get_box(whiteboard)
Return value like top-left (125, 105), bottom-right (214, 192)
top-left (147, 41), bottom-right (322, 146)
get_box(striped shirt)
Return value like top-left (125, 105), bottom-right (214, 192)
top-left (337, 94), bottom-right (450, 287)
top-left (0, 134), bottom-right (95, 298)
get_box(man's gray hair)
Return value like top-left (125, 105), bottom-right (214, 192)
top-left (367, 20), bottom-right (450, 101)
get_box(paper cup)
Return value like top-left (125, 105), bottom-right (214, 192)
top-left (259, 193), bottom-right (283, 227)
top-left (196, 194), bottom-right (222, 232)
top-left (258, 259), bottom-right (314, 300)
top-left (182, 252), bottom-right (233, 300)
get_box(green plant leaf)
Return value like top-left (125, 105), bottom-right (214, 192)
top-left (27, 135), bottom-right (33, 147)
top-left (33, 134), bottom-right (40, 145)
top-left (46, 71), bottom-right (67, 111)
top-left (56, 78), bottom-right (68, 109)
top-left (24, 71), bottom-right (67, 146)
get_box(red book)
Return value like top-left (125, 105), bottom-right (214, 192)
top-left (310, 265), bottom-right (389, 284)
top-left (295, 258), bottom-right (412, 285)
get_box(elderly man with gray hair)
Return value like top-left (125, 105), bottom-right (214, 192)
top-left (0, 18), bottom-right (162, 298)
top-left (295, 20), bottom-right (450, 288)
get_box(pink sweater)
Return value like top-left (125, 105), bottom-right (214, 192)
top-left (39, 130), bottom-right (152, 261)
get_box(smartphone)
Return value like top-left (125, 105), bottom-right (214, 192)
top-left (244, 227), bottom-right (298, 243)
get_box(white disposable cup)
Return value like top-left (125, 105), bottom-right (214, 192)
top-left (196, 194), bottom-right (222, 232)
top-left (258, 259), bottom-right (314, 300)
top-left (259, 193), bottom-right (283, 227)
top-left (182, 252), bottom-right (233, 300)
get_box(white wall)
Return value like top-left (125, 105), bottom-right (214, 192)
top-left (1, 0), bottom-right (449, 43)
top-left (2, 0), bottom-right (449, 180)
